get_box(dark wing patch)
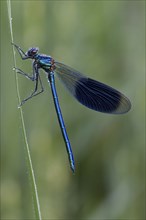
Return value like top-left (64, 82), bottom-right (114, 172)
top-left (55, 62), bottom-right (131, 114)
top-left (75, 77), bottom-right (131, 114)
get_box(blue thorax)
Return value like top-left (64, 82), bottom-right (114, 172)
top-left (36, 54), bottom-right (52, 67)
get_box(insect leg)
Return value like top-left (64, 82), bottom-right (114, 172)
top-left (18, 67), bottom-right (44, 107)
top-left (12, 43), bottom-right (28, 60)
top-left (14, 67), bottom-right (36, 81)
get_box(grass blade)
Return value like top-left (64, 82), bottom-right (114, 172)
top-left (7, 1), bottom-right (42, 219)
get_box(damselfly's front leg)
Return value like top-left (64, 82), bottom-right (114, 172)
top-left (12, 43), bottom-right (28, 60)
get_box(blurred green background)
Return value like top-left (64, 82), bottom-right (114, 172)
top-left (1, 1), bottom-right (145, 219)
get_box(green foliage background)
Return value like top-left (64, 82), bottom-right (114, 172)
top-left (1, 1), bottom-right (145, 219)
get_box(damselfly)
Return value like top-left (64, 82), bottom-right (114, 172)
top-left (12, 43), bottom-right (131, 172)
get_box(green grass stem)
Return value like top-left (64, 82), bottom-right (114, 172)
top-left (7, 1), bottom-right (42, 219)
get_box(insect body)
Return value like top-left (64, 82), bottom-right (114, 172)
top-left (12, 43), bottom-right (131, 172)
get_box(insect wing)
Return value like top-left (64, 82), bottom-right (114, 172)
top-left (55, 62), bottom-right (131, 114)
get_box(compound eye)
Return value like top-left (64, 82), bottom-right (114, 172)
top-left (27, 47), bottom-right (39, 57)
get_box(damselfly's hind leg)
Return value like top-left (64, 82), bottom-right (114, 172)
top-left (18, 75), bottom-right (44, 107)
top-left (14, 66), bottom-right (44, 107)
top-left (13, 63), bottom-right (44, 107)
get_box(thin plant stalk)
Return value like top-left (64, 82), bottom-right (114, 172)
top-left (7, 1), bottom-right (42, 219)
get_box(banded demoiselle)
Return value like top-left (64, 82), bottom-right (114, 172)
top-left (12, 43), bottom-right (131, 172)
